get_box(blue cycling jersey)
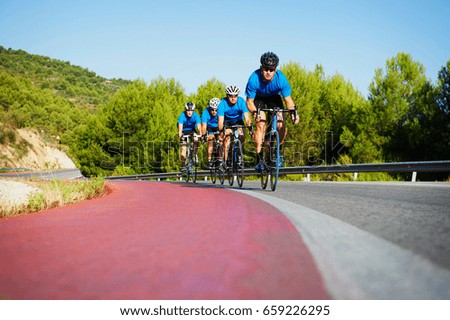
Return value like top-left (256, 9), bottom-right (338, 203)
top-left (201, 108), bottom-right (219, 129)
top-left (218, 96), bottom-right (249, 122)
top-left (177, 111), bottom-right (201, 132)
top-left (245, 69), bottom-right (292, 99)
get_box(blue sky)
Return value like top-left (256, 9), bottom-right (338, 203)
top-left (1, 0), bottom-right (449, 96)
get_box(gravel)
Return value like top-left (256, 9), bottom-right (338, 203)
top-left (0, 180), bottom-right (39, 209)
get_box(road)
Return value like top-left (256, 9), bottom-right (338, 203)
top-left (0, 168), bottom-right (82, 180)
top-left (2, 176), bottom-right (449, 299)
top-left (0, 181), bottom-right (329, 299)
top-left (194, 179), bottom-right (450, 298)
top-left (241, 180), bottom-right (450, 270)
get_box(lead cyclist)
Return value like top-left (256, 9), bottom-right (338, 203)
top-left (245, 51), bottom-right (299, 170)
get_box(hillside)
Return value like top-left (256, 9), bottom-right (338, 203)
top-left (0, 45), bottom-right (130, 109)
top-left (0, 126), bottom-right (76, 170)
top-left (0, 46), bottom-right (131, 174)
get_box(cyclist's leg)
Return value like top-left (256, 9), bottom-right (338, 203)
top-left (277, 111), bottom-right (287, 143)
top-left (223, 128), bottom-right (232, 163)
top-left (254, 98), bottom-right (268, 170)
top-left (266, 95), bottom-right (286, 165)
top-left (254, 114), bottom-right (266, 153)
top-left (180, 140), bottom-right (187, 167)
top-left (190, 133), bottom-right (200, 165)
top-left (207, 132), bottom-right (215, 165)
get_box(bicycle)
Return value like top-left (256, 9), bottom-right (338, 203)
top-left (181, 132), bottom-right (201, 183)
top-left (209, 131), bottom-right (225, 185)
top-left (223, 124), bottom-right (247, 188)
top-left (256, 104), bottom-right (297, 191)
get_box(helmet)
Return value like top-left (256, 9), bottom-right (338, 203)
top-left (184, 101), bottom-right (195, 111)
top-left (260, 51), bottom-right (279, 68)
top-left (225, 85), bottom-right (240, 95)
top-left (209, 97), bottom-right (220, 110)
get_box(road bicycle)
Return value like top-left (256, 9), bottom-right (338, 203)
top-left (256, 104), bottom-right (296, 191)
top-left (209, 131), bottom-right (225, 185)
top-left (223, 124), bottom-right (246, 188)
top-left (181, 132), bottom-right (201, 183)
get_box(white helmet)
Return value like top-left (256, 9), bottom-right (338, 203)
top-left (208, 97), bottom-right (220, 110)
top-left (226, 85), bottom-right (240, 95)
top-left (184, 101), bottom-right (195, 110)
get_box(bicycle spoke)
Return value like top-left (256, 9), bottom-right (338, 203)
top-left (269, 131), bottom-right (280, 191)
top-left (235, 140), bottom-right (244, 188)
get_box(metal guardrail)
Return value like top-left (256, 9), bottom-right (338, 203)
top-left (105, 160), bottom-right (450, 182)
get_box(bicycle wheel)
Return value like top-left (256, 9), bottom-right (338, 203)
top-left (192, 166), bottom-right (197, 183)
top-left (269, 130), bottom-right (280, 191)
top-left (227, 154), bottom-right (234, 187)
top-left (218, 161), bottom-right (225, 185)
top-left (260, 155), bottom-right (268, 190)
top-left (216, 143), bottom-right (225, 185)
top-left (260, 135), bottom-right (269, 189)
top-left (183, 147), bottom-right (191, 182)
top-left (210, 167), bottom-right (216, 184)
top-left (227, 166), bottom-right (234, 186)
top-left (235, 140), bottom-right (244, 188)
top-left (184, 164), bottom-right (191, 183)
top-left (192, 149), bottom-right (197, 183)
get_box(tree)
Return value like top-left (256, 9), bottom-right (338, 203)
top-left (368, 52), bottom-right (432, 161)
top-left (188, 78), bottom-right (225, 114)
top-left (101, 78), bottom-right (186, 174)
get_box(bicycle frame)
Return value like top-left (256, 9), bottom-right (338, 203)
top-left (257, 106), bottom-right (293, 191)
top-left (181, 132), bottom-right (201, 183)
top-left (224, 124), bottom-right (245, 188)
top-left (209, 131), bottom-right (225, 185)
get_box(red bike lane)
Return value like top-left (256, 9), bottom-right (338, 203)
top-left (0, 181), bottom-right (329, 300)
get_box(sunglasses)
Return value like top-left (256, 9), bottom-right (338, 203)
top-left (263, 67), bottom-right (276, 72)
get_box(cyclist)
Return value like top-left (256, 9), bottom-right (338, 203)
top-left (177, 101), bottom-right (201, 169)
top-left (245, 51), bottom-right (299, 170)
top-left (217, 85), bottom-right (253, 166)
top-left (201, 97), bottom-right (221, 169)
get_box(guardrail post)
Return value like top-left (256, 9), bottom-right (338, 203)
top-left (306, 173), bottom-right (310, 182)
top-left (411, 171), bottom-right (417, 182)
top-left (353, 172), bottom-right (358, 181)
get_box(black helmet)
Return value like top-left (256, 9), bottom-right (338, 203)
top-left (184, 101), bottom-right (195, 111)
top-left (260, 51), bottom-right (279, 68)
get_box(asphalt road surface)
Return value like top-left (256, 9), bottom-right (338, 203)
top-left (195, 179), bottom-right (450, 299)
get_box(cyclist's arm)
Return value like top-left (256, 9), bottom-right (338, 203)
top-left (246, 97), bottom-right (257, 114)
top-left (283, 96), bottom-right (299, 124)
top-left (218, 115), bottom-right (224, 132)
top-left (284, 96), bottom-right (295, 109)
top-left (196, 123), bottom-right (202, 135)
top-left (201, 122), bottom-right (207, 136)
top-left (243, 112), bottom-right (252, 127)
top-left (178, 123), bottom-right (183, 139)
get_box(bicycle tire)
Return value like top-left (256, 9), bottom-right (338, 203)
top-left (261, 168), bottom-right (268, 189)
top-left (185, 165), bottom-right (191, 182)
top-left (227, 167), bottom-right (234, 186)
top-left (184, 147), bottom-right (191, 182)
top-left (192, 146), bottom-right (198, 183)
top-left (211, 142), bottom-right (222, 184)
top-left (260, 134), bottom-right (269, 189)
top-left (235, 140), bottom-right (244, 188)
top-left (218, 162), bottom-right (225, 185)
top-left (269, 130), bottom-right (280, 191)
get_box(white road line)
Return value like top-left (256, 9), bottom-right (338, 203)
top-left (237, 189), bottom-right (450, 299)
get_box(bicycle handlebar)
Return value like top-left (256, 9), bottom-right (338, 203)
top-left (182, 133), bottom-right (202, 138)
top-left (256, 105), bottom-right (297, 114)
top-left (224, 124), bottom-right (247, 130)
